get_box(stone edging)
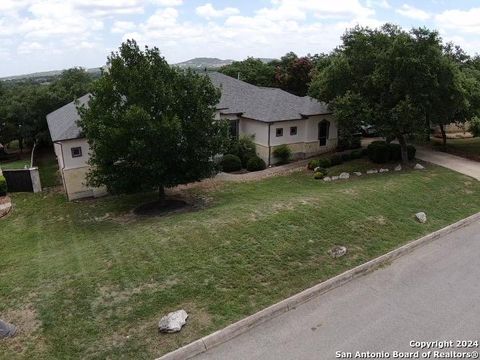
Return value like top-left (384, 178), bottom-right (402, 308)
top-left (0, 196), bottom-right (12, 219)
top-left (156, 212), bottom-right (480, 360)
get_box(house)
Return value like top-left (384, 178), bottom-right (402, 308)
top-left (208, 73), bottom-right (337, 164)
top-left (46, 73), bottom-right (337, 200)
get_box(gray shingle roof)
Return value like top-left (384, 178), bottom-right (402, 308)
top-left (46, 93), bottom-right (91, 142)
top-left (207, 72), bottom-right (330, 122)
top-left (46, 74), bottom-right (330, 142)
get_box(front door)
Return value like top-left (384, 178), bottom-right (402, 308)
top-left (318, 120), bottom-right (330, 146)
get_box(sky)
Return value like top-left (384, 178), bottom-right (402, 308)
top-left (1, 0), bottom-right (480, 77)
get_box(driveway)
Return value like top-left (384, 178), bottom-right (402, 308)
top-left (416, 147), bottom-right (480, 180)
top-left (195, 219), bottom-right (480, 360)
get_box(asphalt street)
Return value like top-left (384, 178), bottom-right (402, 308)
top-left (195, 220), bottom-right (480, 360)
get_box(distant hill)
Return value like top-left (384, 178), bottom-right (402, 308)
top-left (1, 67), bottom-right (103, 83)
top-left (174, 57), bottom-right (276, 69)
top-left (1, 57), bottom-right (277, 82)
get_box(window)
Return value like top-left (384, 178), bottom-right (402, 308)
top-left (318, 120), bottom-right (330, 146)
top-left (290, 126), bottom-right (298, 136)
top-left (276, 128), bottom-right (283, 137)
top-left (71, 147), bottom-right (82, 158)
top-left (229, 120), bottom-right (239, 139)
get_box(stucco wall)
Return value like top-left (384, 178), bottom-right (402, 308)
top-left (61, 138), bottom-right (90, 169)
top-left (239, 115), bottom-right (338, 165)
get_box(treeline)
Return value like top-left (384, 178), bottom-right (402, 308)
top-left (0, 68), bottom-right (94, 152)
top-left (220, 24), bottom-right (480, 157)
top-left (219, 52), bottom-right (328, 96)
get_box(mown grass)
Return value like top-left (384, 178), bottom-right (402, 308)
top-left (1, 164), bottom-right (480, 359)
top-left (432, 137), bottom-right (480, 161)
top-left (0, 158), bottom-right (31, 170)
top-left (34, 149), bottom-right (61, 188)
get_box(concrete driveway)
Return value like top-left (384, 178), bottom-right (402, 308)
top-left (416, 147), bottom-right (480, 180)
top-left (195, 220), bottom-right (480, 360)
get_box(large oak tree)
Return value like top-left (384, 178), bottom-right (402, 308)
top-left (78, 40), bottom-right (228, 200)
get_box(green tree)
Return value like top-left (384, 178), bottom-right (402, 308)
top-left (310, 24), bottom-right (469, 162)
top-left (219, 57), bottom-right (275, 87)
top-left (273, 52), bottom-right (314, 96)
top-left (51, 67), bottom-right (93, 103)
top-left (78, 40), bottom-right (228, 201)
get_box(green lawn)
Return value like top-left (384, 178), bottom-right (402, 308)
top-left (1, 164), bottom-right (480, 359)
top-left (0, 158), bottom-right (31, 170)
top-left (432, 137), bottom-right (480, 161)
top-left (34, 149), bottom-right (61, 188)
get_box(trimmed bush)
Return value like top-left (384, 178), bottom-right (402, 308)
top-left (388, 143), bottom-right (402, 162)
top-left (469, 116), bottom-right (480, 137)
top-left (341, 152), bottom-right (351, 162)
top-left (273, 144), bottom-right (291, 164)
top-left (228, 136), bottom-right (257, 168)
top-left (367, 141), bottom-right (390, 163)
top-left (246, 156), bottom-right (266, 172)
top-left (329, 154), bottom-right (343, 166)
top-left (317, 158), bottom-right (332, 168)
top-left (407, 145), bottom-right (416, 160)
top-left (221, 154), bottom-right (242, 172)
top-left (313, 171), bottom-right (325, 179)
top-left (350, 149), bottom-right (363, 159)
top-left (307, 159), bottom-right (320, 170)
top-left (0, 175), bottom-right (7, 196)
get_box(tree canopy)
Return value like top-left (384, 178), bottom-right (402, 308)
top-left (309, 24), bottom-right (480, 161)
top-left (78, 40), bottom-right (228, 198)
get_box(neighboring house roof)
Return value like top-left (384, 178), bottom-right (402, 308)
top-left (46, 94), bottom-right (91, 142)
top-left (46, 73), bottom-right (330, 142)
top-left (207, 72), bottom-right (330, 122)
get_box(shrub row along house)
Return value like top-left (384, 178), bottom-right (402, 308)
top-left (47, 72), bottom-right (338, 200)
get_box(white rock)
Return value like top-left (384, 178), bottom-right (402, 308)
top-left (331, 176), bottom-right (339, 181)
top-left (339, 172), bottom-right (350, 179)
top-left (313, 166), bottom-right (322, 172)
top-left (414, 163), bottom-right (425, 170)
top-left (415, 212), bottom-right (427, 223)
top-left (329, 246), bottom-right (347, 258)
top-left (353, 172), bottom-right (362, 176)
top-left (379, 168), bottom-right (389, 173)
top-left (0, 320), bottom-right (16, 338)
top-left (323, 176), bottom-right (332, 182)
top-left (158, 310), bottom-right (188, 333)
top-left (394, 164), bottom-right (402, 171)
top-left (366, 169), bottom-right (378, 174)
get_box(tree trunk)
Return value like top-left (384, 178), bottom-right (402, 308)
top-left (397, 134), bottom-right (409, 164)
top-left (439, 124), bottom-right (447, 149)
top-left (18, 138), bottom-right (23, 153)
top-left (158, 186), bottom-right (166, 205)
top-left (424, 113), bottom-right (431, 142)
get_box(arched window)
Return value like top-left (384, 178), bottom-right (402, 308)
top-left (318, 120), bottom-right (330, 146)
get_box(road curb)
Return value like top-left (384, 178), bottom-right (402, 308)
top-left (156, 212), bottom-right (480, 360)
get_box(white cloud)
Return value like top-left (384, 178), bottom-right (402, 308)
top-left (435, 7), bottom-right (480, 34)
top-left (396, 4), bottom-right (430, 21)
top-left (366, 0), bottom-right (390, 9)
top-left (150, 0), bottom-right (183, 6)
top-left (112, 21), bottom-right (136, 33)
top-left (196, 3), bottom-right (240, 19)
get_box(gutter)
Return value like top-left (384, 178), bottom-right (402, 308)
top-left (267, 123), bottom-right (272, 166)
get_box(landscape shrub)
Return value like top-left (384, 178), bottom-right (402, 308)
top-left (329, 154), bottom-right (343, 166)
top-left (307, 159), bottom-right (320, 170)
top-left (317, 158), bottom-right (332, 168)
top-left (221, 154), bottom-right (242, 172)
top-left (368, 141), bottom-right (416, 163)
top-left (469, 116), bottom-right (480, 137)
top-left (407, 145), bottom-right (416, 160)
top-left (228, 136), bottom-right (257, 168)
top-left (313, 166), bottom-right (327, 174)
top-left (350, 149), bottom-right (363, 159)
top-left (246, 156), bottom-right (266, 172)
top-left (388, 143), bottom-right (402, 162)
top-left (341, 152), bottom-right (351, 162)
top-left (273, 144), bottom-right (291, 164)
top-left (367, 141), bottom-right (390, 163)
top-left (313, 171), bottom-right (325, 179)
top-left (0, 176), bottom-right (7, 196)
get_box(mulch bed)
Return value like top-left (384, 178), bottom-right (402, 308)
top-left (0, 196), bottom-right (12, 219)
top-left (133, 198), bottom-right (191, 217)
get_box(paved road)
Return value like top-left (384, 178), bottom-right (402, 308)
top-left (195, 220), bottom-right (480, 360)
top-left (416, 147), bottom-right (480, 181)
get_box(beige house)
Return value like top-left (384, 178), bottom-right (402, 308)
top-left (46, 73), bottom-right (337, 200)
